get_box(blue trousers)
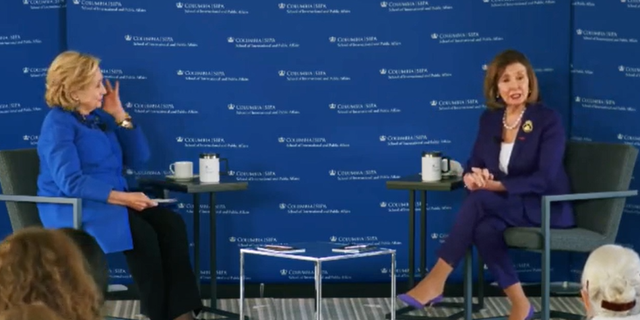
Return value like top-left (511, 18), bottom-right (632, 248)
top-left (437, 190), bottom-right (536, 289)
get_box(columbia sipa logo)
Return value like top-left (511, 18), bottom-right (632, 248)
top-left (380, 202), bottom-right (387, 207)
top-left (430, 100), bottom-right (437, 106)
top-left (328, 170), bottom-right (336, 176)
top-left (227, 104), bottom-right (235, 110)
top-left (176, 2), bottom-right (184, 8)
top-left (125, 102), bottom-right (132, 108)
top-left (328, 36), bottom-right (336, 42)
top-left (329, 103), bottom-right (336, 109)
top-left (278, 137), bottom-right (285, 142)
top-left (176, 70), bottom-right (184, 76)
top-left (73, 0), bottom-right (80, 4)
top-left (278, 70), bottom-right (286, 76)
top-left (124, 35), bottom-right (132, 41)
top-left (280, 269), bottom-right (288, 275)
top-left (379, 69), bottom-right (387, 75)
top-left (229, 237), bottom-right (236, 242)
top-left (379, 135), bottom-right (386, 141)
top-left (482, 64), bottom-right (488, 71)
top-left (23, 135), bottom-right (39, 141)
top-left (576, 29), bottom-right (583, 35)
top-left (278, 3), bottom-right (285, 9)
top-left (575, 96), bottom-right (581, 102)
top-left (380, 1), bottom-right (388, 7)
top-left (330, 236), bottom-right (337, 242)
top-left (279, 203), bottom-right (286, 209)
top-left (381, 268), bottom-right (388, 273)
top-left (431, 33), bottom-right (438, 39)
top-left (176, 136), bottom-right (184, 142)
top-left (619, 65), bottom-right (625, 72)
top-left (227, 37), bottom-right (234, 43)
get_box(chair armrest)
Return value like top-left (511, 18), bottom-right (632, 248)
top-left (539, 190), bottom-right (638, 240)
top-left (543, 190), bottom-right (638, 203)
top-left (0, 195), bottom-right (83, 229)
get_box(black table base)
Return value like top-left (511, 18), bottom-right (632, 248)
top-left (193, 192), bottom-right (249, 320)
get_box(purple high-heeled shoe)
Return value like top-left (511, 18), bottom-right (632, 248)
top-left (525, 305), bottom-right (535, 320)
top-left (397, 293), bottom-right (444, 309)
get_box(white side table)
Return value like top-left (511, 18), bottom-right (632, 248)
top-left (239, 242), bottom-right (397, 320)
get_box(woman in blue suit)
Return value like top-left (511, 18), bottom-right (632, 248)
top-left (398, 49), bottom-right (576, 320)
top-left (36, 51), bottom-right (202, 320)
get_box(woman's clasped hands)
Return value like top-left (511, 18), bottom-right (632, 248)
top-left (463, 167), bottom-right (495, 191)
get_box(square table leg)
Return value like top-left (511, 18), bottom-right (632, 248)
top-left (193, 193), bottom-right (200, 292)
top-left (408, 190), bottom-right (416, 288)
top-left (239, 251), bottom-right (245, 320)
top-left (420, 190), bottom-right (427, 279)
top-left (391, 251), bottom-right (397, 320)
top-left (315, 261), bottom-right (323, 320)
top-left (197, 192), bottom-right (246, 319)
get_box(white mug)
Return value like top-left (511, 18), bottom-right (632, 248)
top-left (421, 151), bottom-right (451, 182)
top-left (169, 161), bottom-right (193, 179)
top-left (199, 153), bottom-right (229, 183)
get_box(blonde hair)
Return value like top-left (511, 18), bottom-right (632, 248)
top-left (582, 244), bottom-right (640, 317)
top-left (483, 49), bottom-right (540, 110)
top-left (0, 303), bottom-right (65, 320)
top-left (44, 51), bottom-right (101, 111)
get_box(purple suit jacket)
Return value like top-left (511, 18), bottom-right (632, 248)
top-left (464, 103), bottom-right (575, 228)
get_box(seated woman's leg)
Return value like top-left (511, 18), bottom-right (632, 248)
top-left (123, 211), bottom-right (168, 320)
top-left (473, 216), bottom-right (532, 320)
top-left (403, 190), bottom-right (525, 305)
top-left (135, 206), bottom-right (203, 320)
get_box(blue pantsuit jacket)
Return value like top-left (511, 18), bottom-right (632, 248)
top-left (464, 103), bottom-right (575, 228)
top-left (36, 107), bottom-right (150, 254)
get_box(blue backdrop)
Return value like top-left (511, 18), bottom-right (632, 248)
top-left (0, 0), bottom-right (632, 288)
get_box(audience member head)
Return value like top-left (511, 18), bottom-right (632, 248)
top-left (44, 50), bottom-right (106, 114)
top-left (581, 244), bottom-right (640, 318)
top-left (0, 227), bottom-right (103, 320)
top-left (483, 49), bottom-right (539, 110)
top-left (59, 228), bottom-right (109, 299)
top-left (0, 303), bottom-right (64, 320)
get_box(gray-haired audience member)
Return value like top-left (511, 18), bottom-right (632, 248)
top-left (581, 244), bottom-right (640, 319)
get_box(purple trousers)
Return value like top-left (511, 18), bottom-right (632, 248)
top-left (437, 190), bottom-right (536, 289)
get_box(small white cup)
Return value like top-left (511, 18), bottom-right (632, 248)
top-left (170, 161), bottom-right (193, 178)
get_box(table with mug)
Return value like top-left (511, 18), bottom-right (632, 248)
top-left (385, 151), bottom-right (478, 320)
top-left (138, 153), bottom-right (249, 320)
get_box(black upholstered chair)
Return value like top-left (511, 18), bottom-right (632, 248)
top-left (473, 141), bottom-right (638, 320)
top-left (0, 148), bottom-right (82, 230)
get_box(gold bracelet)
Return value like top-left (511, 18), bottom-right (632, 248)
top-left (117, 113), bottom-right (133, 129)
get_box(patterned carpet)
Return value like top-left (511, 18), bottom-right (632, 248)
top-left (103, 297), bottom-right (585, 320)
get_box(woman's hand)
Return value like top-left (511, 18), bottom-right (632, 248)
top-left (108, 191), bottom-right (158, 211)
top-left (463, 172), bottom-right (483, 190)
top-left (102, 79), bottom-right (127, 122)
top-left (472, 167), bottom-right (493, 181)
top-left (464, 167), bottom-right (494, 190)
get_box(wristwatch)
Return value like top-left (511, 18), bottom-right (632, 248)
top-left (117, 113), bottom-right (134, 129)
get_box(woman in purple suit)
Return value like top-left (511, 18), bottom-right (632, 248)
top-left (398, 49), bottom-right (575, 320)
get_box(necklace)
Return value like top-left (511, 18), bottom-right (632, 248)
top-left (502, 107), bottom-right (525, 130)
